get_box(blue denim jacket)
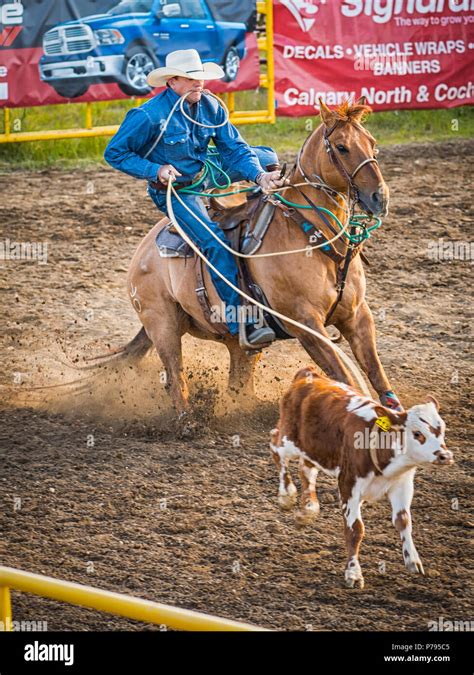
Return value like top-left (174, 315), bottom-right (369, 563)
top-left (104, 87), bottom-right (263, 184)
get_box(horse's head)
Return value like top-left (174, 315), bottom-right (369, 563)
top-left (315, 98), bottom-right (389, 217)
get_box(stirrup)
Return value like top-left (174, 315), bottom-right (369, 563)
top-left (238, 321), bottom-right (275, 350)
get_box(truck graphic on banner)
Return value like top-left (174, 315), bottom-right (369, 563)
top-left (38, 0), bottom-right (248, 98)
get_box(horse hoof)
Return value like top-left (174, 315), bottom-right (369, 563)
top-left (278, 492), bottom-right (297, 511)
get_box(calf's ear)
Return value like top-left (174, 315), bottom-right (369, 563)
top-left (375, 406), bottom-right (407, 427)
top-left (426, 394), bottom-right (440, 411)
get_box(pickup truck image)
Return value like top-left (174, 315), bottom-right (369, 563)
top-left (38, 0), bottom-right (248, 98)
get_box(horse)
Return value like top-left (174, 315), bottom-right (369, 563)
top-left (123, 97), bottom-right (400, 415)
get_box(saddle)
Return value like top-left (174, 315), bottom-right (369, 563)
top-left (155, 184), bottom-right (293, 341)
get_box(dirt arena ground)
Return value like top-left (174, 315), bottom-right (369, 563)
top-left (0, 139), bottom-right (472, 631)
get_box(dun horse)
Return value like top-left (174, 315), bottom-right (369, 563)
top-left (124, 99), bottom-right (401, 414)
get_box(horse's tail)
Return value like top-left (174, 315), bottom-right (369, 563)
top-left (0, 327), bottom-right (154, 399)
top-left (79, 326), bottom-right (153, 368)
top-left (123, 326), bottom-right (153, 359)
top-left (101, 325), bottom-right (152, 360)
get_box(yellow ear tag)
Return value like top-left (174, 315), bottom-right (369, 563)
top-left (375, 416), bottom-right (392, 432)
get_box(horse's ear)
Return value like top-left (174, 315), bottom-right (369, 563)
top-left (356, 95), bottom-right (367, 106)
top-left (318, 98), bottom-right (335, 126)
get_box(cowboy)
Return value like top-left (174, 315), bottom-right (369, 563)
top-left (104, 48), bottom-right (284, 348)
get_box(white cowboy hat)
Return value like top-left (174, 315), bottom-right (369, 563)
top-left (147, 49), bottom-right (224, 88)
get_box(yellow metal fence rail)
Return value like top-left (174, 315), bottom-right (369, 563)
top-left (0, 0), bottom-right (275, 144)
top-left (0, 566), bottom-right (267, 632)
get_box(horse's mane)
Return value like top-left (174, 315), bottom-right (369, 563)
top-left (334, 99), bottom-right (372, 124)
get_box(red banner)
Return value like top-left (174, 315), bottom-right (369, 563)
top-left (274, 0), bottom-right (474, 115)
top-left (0, 0), bottom-right (259, 108)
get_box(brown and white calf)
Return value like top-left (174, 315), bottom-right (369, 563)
top-left (270, 367), bottom-right (454, 589)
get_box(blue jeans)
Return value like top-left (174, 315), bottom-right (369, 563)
top-left (148, 145), bottom-right (278, 336)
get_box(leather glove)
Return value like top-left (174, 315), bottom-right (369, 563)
top-left (256, 170), bottom-right (287, 193)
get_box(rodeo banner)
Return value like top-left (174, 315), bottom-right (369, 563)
top-left (0, 0), bottom-right (259, 106)
top-left (274, 0), bottom-right (474, 114)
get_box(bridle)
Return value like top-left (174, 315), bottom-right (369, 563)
top-left (296, 118), bottom-right (380, 212)
top-left (323, 119), bottom-right (380, 207)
